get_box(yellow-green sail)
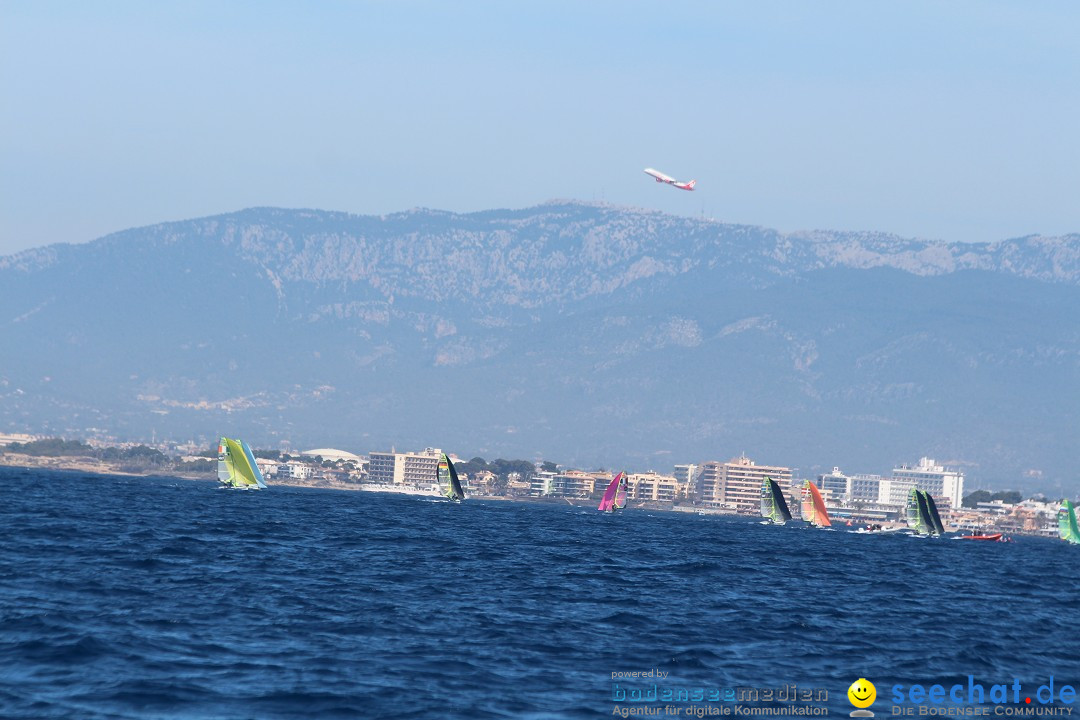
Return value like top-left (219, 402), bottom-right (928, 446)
top-left (1059, 500), bottom-right (1080, 544)
top-left (905, 487), bottom-right (931, 535)
top-left (437, 453), bottom-right (464, 502)
top-left (760, 477), bottom-right (792, 524)
top-left (217, 437), bottom-right (268, 490)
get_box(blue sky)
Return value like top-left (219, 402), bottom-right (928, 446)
top-left (2, 1), bottom-right (1078, 255)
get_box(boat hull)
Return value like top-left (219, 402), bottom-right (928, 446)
top-left (955, 533), bottom-right (1005, 542)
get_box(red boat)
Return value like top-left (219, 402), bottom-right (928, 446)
top-left (956, 532), bottom-right (1007, 542)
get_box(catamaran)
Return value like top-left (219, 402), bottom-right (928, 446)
top-left (597, 471), bottom-right (628, 512)
top-left (217, 437), bottom-right (268, 490)
top-left (437, 453), bottom-right (465, 502)
top-left (760, 477), bottom-right (793, 525)
top-left (1059, 500), bottom-right (1080, 544)
top-left (800, 480), bottom-right (831, 528)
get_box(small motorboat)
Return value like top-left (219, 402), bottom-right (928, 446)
top-left (955, 532), bottom-right (1008, 542)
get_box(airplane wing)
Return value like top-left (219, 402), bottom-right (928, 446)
top-left (643, 168), bottom-right (676, 184)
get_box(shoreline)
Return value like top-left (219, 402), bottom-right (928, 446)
top-left (0, 454), bottom-right (1056, 539)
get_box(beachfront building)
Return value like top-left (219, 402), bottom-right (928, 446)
top-left (468, 470), bottom-right (498, 496)
top-left (549, 470), bottom-right (605, 497)
top-left (817, 467), bottom-right (850, 500)
top-left (627, 472), bottom-right (681, 502)
top-left (674, 464), bottom-right (699, 497)
top-left (892, 457), bottom-right (965, 509)
top-left (255, 457), bottom-right (279, 478)
top-left (368, 447), bottom-right (442, 486)
top-left (277, 461), bottom-right (314, 480)
top-left (530, 470), bottom-right (556, 496)
top-left (699, 455), bottom-right (792, 515)
top-left (816, 468), bottom-right (888, 505)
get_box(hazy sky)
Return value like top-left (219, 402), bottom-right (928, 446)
top-left (2, 1), bottom-right (1079, 255)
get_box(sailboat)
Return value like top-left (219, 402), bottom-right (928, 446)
top-left (437, 453), bottom-right (465, 502)
top-left (597, 471), bottom-right (628, 512)
top-left (217, 437), bottom-right (268, 490)
top-left (905, 488), bottom-right (945, 536)
top-left (923, 490), bottom-right (946, 535)
top-left (800, 480), bottom-right (832, 528)
top-left (905, 487), bottom-right (932, 535)
top-left (1059, 500), bottom-right (1080, 544)
top-left (760, 477), bottom-right (793, 525)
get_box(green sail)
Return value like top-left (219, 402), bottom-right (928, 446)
top-left (217, 437), bottom-right (268, 490)
top-left (906, 487), bottom-right (930, 535)
top-left (760, 477), bottom-right (792, 524)
top-left (1059, 500), bottom-right (1080, 544)
top-left (922, 490), bottom-right (946, 535)
top-left (438, 453), bottom-right (465, 502)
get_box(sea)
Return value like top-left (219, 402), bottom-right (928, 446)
top-left (2, 466), bottom-right (1078, 720)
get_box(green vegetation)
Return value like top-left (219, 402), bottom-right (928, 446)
top-left (962, 489), bottom-right (1023, 508)
top-left (455, 457), bottom-right (536, 484)
top-left (5, 438), bottom-right (95, 456)
top-left (174, 458), bottom-right (215, 472)
top-left (3, 438), bottom-right (171, 473)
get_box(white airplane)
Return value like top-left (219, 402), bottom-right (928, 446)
top-left (643, 167), bottom-right (696, 191)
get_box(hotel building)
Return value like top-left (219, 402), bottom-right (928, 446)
top-left (627, 472), bottom-right (681, 502)
top-left (700, 455), bottom-right (792, 515)
top-left (891, 457), bottom-right (965, 510)
top-left (368, 447), bottom-right (442, 486)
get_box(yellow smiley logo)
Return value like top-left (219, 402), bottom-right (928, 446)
top-left (848, 678), bottom-right (876, 709)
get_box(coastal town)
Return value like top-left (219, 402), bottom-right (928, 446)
top-left (0, 432), bottom-right (1068, 538)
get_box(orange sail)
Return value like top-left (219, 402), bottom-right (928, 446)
top-left (801, 480), bottom-right (832, 527)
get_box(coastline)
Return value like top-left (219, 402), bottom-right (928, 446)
top-left (0, 454), bottom-right (1057, 540)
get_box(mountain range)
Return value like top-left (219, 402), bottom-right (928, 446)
top-left (1, 201), bottom-right (1077, 494)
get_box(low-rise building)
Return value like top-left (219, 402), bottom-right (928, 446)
top-left (628, 472), bottom-right (681, 502)
top-left (277, 461), bottom-right (314, 480)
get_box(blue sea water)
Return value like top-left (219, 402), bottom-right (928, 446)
top-left (1, 467), bottom-right (1078, 720)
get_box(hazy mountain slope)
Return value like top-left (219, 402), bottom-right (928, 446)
top-left (1, 202), bottom-right (1077, 492)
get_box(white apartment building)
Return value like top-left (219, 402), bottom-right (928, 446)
top-left (892, 457), bottom-right (965, 509)
top-left (277, 461), bottom-right (314, 479)
top-left (627, 472), bottom-right (681, 502)
top-left (674, 464), bottom-right (699, 497)
top-left (700, 455), bottom-right (792, 515)
top-left (368, 447), bottom-right (442, 486)
top-left (530, 470), bottom-right (556, 496)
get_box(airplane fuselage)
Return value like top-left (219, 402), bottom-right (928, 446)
top-left (643, 167), bottom-right (695, 191)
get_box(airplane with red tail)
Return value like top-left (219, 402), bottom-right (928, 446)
top-left (643, 167), bottom-right (696, 191)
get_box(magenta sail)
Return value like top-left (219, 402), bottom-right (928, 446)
top-left (598, 471), bottom-right (628, 512)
